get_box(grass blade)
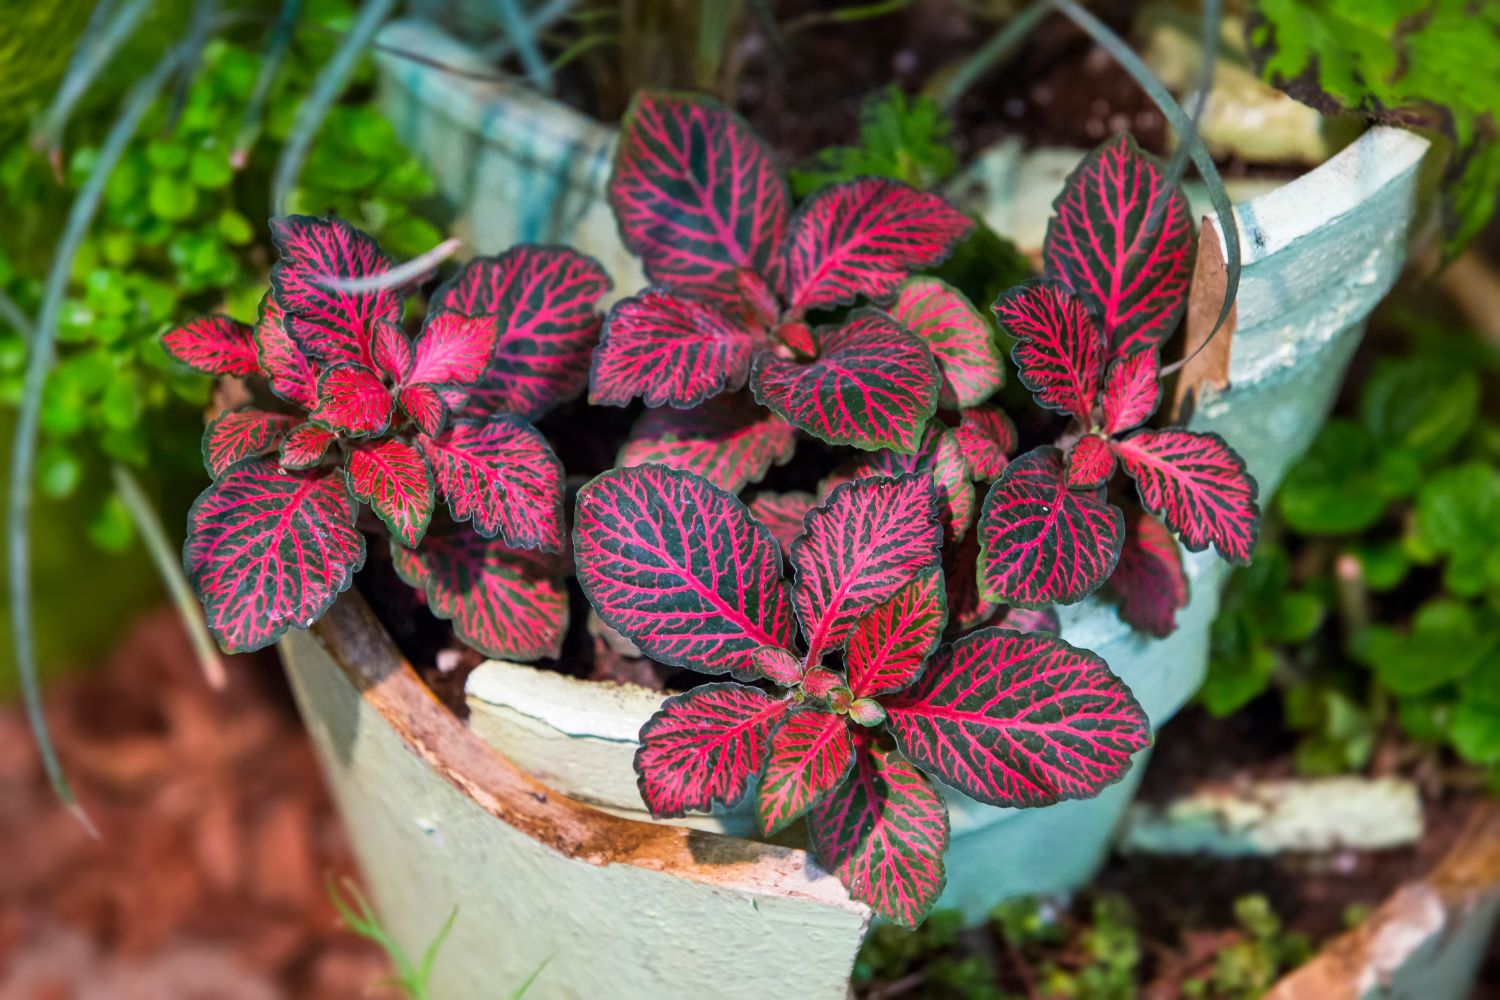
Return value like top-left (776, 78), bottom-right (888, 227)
top-left (232, 0), bottom-right (304, 168)
top-left (34, 0), bottom-right (155, 164)
top-left (10, 40), bottom-right (184, 833)
top-left (934, 0), bottom-right (1049, 109)
top-left (486, 0), bottom-right (554, 91)
top-left (111, 464), bottom-right (226, 690)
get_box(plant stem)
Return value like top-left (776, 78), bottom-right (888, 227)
top-left (934, 0), bottom-right (1049, 110)
top-left (271, 0), bottom-right (396, 216)
top-left (9, 41), bottom-right (183, 834)
top-left (231, 0), bottom-right (303, 169)
top-left (486, 0), bottom-right (555, 91)
top-left (111, 464), bottom-right (226, 690)
top-left (317, 237), bottom-right (463, 294)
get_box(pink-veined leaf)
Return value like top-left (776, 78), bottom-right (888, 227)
top-left (433, 246), bottom-right (610, 419)
top-left (407, 310), bottom-right (500, 387)
top-left (280, 423), bottom-right (336, 470)
top-left (619, 394), bottom-right (796, 493)
top-left (791, 474), bottom-right (942, 663)
top-left (1043, 134), bottom-right (1194, 357)
top-left (421, 415), bottom-right (565, 552)
top-left (885, 627), bottom-right (1151, 807)
top-left (1101, 349), bottom-right (1161, 435)
top-left (954, 406), bottom-right (1018, 481)
top-left (994, 281), bottom-right (1104, 424)
top-left (808, 737), bottom-right (948, 929)
top-left (310, 364), bottom-right (393, 438)
top-left (748, 490), bottom-right (817, 558)
top-left (610, 91), bottom-right (789, 305)
top-left (591, 289), bottom-right (760, 408)
top-left (846, 566), bottom-right (946, 699)
top-left (751, 309), bottom-right (939, 453)
top-left (943, 530), bottom-right (995, 634)
top-left (977, 447), bottom-right (1124, 608)
top-left (398, 383), bottom-right (448, 437)
top-left (802, 667), bottom-right (847, 702)
top-left (634, 683), bottom-right (791, 818)
top-left (372, 318), bottom-right (413, 384)
top-left (889, 277), bottom-right (1003, 408)
top-left (203, 410), bottom-right (298, 479)
top-left (392, 523), bottom-right (568, 660)
top-left (1112, 429), bottom-right (1259, 564)
top-left (254, 292), bottom-right (320, 410)
top-left (784, 178), bottom-right (971, 315)
top-left (346, 438), bottom-right (434, 547)
top-left (749, 645), bottom-right (804, 685)
top-left (574, 465), bottom-right (798, 679)
top-left (184, 460), bottom-right (364, 653)
top-left (831, 426), bottom-right (974, 543)
top-left (1109, 510), bottom-right (1188, 638)
top-left (269, 215), bottom-right (400, 370)
top-left (1067, 434), bottom-right (1116, 488)
top-left (998, 606), bottom-right (1061, 634)
top-left (162, 315), bottom-right (260, 377)
top-left (757, 709), bottom-right (855, 835)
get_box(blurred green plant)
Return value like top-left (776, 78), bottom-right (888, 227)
top-left (1204, 315), bottom-right (1500, 785)
top-left (1248, 0), bottom-right (1500, 257)
top-left (789, 85), bottom-right (959, 197)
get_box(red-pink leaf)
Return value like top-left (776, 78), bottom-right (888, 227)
top-left (398, 384), bottom-right (447, 437)
top-left (269, 215), bottom-right (400, 370)
top-left (432, 246), bottom-right (610, 419)
top-left (185, 460), bottom-right (364, 653)
top-left (392, 523), bottom-right (568, 660)
top-left (254, 292), bottom-right (320, 410)
top-left (610, 91), bottom-right (789, 306)
top-left (591, 289), bottom-right (759, 408)
top-left (808, 737), bottom-right (948, 929)
top-left (998, 606), bottom-right (1061, 634)
top-left (749, 646), bottom-right (804, 685)
top-left (832, 426), bottom-right (974, 543)
top-left (1109, 510), bottom-right (1188, 638)
top-left (1067, 434), bottom-right (1116, 488)
top-left (751, 309), bottom-right (939, 453)
top-left (421, 416), bottom-right (564, 552)
top-left (1101, 349), bottom-right (1161, 434)
top-left (372, 318), bottom-right (413, 384)
top-left (977, 447), bottom-right (1124, 608)
top-left (619, 394), bottom-right (796, 493)
top-left (574, 465), bottom-right (798, 679)
top-left (310, 365), bottom-right (393, 438)
top-left (747, 490), bottom-right (817, 558)
top-left (1112, 429), bottom-right (1259, 564)
top-left (280, 423), bottom-right (336, 470)
top-left (203, 410), bottom-right (298, 479)
top-left (791, 474), bottom-right (942, 663)
top-left (784, 178), bottom-right (971, 315)
top-left (162, 315), bottom-right (260, 377)
top-left (847, 566), bottom-right (947, 698)
top-left (889, 277), bottom-right (1003, 408)
top-left (1043, 135), bottom-right (1195, 357)
top-left (407, 310), bottom-right (499, 387)
top-left (757, 709), bottom-right (855, 835)
top-left (634, 683), bottom-right (790, 818)
top-left (346, 438), bottom-right (434, 547)
top-left (994, 281), bottom-right (1104, 424)
top-left (954, 406), bottom-right (1018, 481)
top-left (885, 627), bottom-right (1151, 807)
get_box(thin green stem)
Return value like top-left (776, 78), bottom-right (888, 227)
top-left (935, 0), bottom-right (1050, 110)
top-left (0, 290), bottom-right (35, 342)
top-left (112, 464), bottom-right (226, 690)
top-left (9, 42), bottom-right (183, 833)
top-left (231, 0), bottom-right (303, 169)
top-left (1161, 0), bottom-right (1221, 196)
top-left (271, 0), bottom-right (395, 216)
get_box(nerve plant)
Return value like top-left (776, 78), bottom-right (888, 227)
top-left (574, 465), bottom-right (1151, 927)
top-left (164, 215), bottom-right (608, 655)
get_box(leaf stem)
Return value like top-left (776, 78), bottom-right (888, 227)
top-left (8, 41), bottom-right (183, 831)
top-left (112, 464), bottom-right (227, 690)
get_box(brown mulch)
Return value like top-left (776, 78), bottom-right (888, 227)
top-left (0, 608), bottom-right (398, 999)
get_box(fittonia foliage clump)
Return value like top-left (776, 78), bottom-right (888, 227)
top-left (172, 89), bottom-right (1261, 928)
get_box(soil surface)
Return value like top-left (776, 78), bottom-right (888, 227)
top-left (0, 609), bottom-right (398, 999)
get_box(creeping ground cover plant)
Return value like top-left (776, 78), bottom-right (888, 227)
top-left (574, 466), bottom-right (1151, 926)
top-left (165, 215), bottom-right (607, 655)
